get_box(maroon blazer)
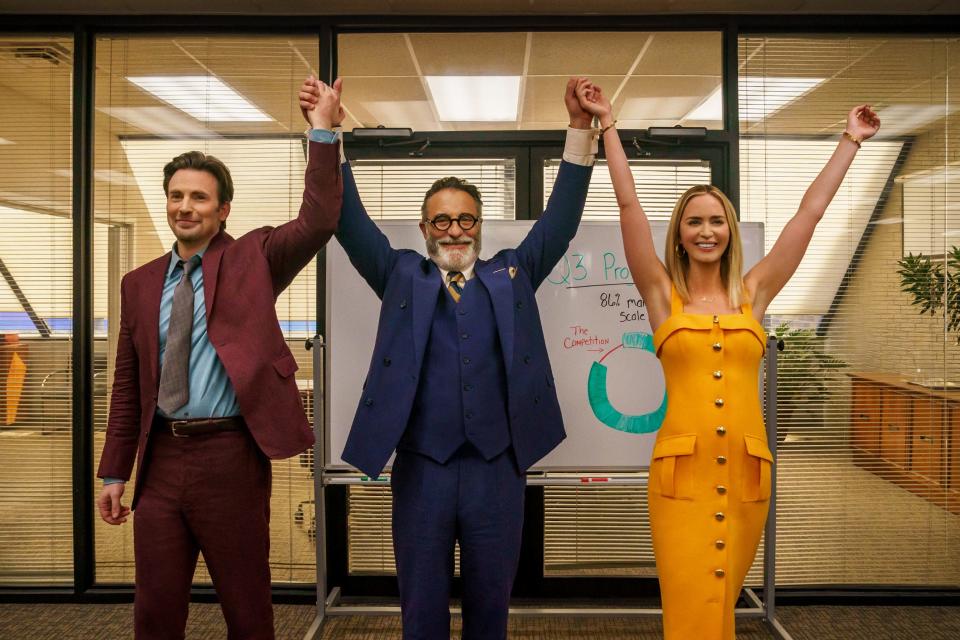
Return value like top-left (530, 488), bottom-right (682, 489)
top-left (97, 142), bottom-right (342, 507)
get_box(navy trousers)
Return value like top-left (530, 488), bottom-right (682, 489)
top-left (391, 445), bottom-right (526, 640)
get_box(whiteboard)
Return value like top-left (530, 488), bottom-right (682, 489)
top-left (326, 220), bottom-right (764, 470)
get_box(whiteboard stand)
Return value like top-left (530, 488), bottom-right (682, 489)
top-left (303, 334), bottom-right (329, 640)
top-left (304, 337), bottom-right (794, 640)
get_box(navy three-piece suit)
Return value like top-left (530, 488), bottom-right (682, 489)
top-left (337, 156), bottom-right (592, 639)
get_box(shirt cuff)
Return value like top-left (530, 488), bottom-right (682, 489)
top-left (308, 127), bottom-right (347, 164)
top-left (308, 128), bottom-right (339, 144)
top-left (562, 126), bottom-right (599, 167)
top-left (103, 477), bottom-right (125, 485)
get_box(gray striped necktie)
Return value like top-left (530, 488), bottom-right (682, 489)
top-left (158, 255), bottom-right (201, 414)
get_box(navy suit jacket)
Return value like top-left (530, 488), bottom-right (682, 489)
top-left (338, 160), bottom-right (592, 478)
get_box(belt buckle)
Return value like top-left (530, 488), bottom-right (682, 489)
top-left (170, 420), bottom-right (191, 437)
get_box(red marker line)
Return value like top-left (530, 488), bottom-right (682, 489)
top-left (599, 343), bottom-right (624, 363)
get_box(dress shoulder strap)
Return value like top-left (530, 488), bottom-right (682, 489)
top-left (670, 283), bottom-right (684, 315)
top-left (740, 284), bottom-right (753, 315)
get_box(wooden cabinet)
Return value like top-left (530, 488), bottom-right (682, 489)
top-left (947, 406), bottom-right (960, 514)
top-left (850, 381), bottom-right (882, 455)
top-left (949, 407), bottom-right (960, 490)
top-left (911, 397), bottom-right (945, 485)
top-left (879, 389), bottom-right (910, 467)
top-left (849, 373), bottom-right (955, 513)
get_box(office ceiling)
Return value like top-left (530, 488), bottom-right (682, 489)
top-left (3, 32), bottom-right (959, 138)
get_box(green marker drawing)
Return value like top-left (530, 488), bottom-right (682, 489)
top-left (587, 331), bottom-right (666, 434)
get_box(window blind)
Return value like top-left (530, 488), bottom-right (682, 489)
top-left (0, 34), bottom-right (75, 585)
top-left (740, 35), bottom-right (960, 587)
top-left (93, 34), bottom-right (322, 585)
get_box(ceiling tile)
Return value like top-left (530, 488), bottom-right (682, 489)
top-left (338, 33), bottom-right (417, 77)
top-left (527, 32), bottom-right (650, 76)
top-left (633, 31), bottom-right (722, 76)
top-left (409, 33), bottom-right (527, 75)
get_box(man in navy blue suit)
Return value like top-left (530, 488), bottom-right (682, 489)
top-left (300, 77), bottom-right (597, 639)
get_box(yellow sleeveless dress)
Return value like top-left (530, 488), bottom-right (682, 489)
top-left (649, 286), bottom-right (773, 640)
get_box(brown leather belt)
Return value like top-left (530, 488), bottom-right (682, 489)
top-left (154, 415), bottom-right (246, 437)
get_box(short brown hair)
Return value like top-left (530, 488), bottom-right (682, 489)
top-left (421, 177), bottom-right (483, 221)
top-left (163, 151), bottom-right (233, 231)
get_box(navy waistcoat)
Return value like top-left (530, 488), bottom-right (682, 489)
top-left (399, 276), bottom-right (511, 463)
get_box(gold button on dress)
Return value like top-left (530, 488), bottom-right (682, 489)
top-left (649, 285), bottom-right (774, 640)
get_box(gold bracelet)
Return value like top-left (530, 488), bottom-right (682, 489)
top-left (600, 121), bottom-right (617, 136)
top-left (842, 130), bottom-right (862, 148)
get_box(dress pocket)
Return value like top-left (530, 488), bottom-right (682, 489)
top-left (650, 434), bottom-right (697, 499)
top-left (742, 434), bottom-right (774, 502)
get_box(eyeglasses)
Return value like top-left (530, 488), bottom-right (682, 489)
top-left (426, 214), bottom-right (481, 231)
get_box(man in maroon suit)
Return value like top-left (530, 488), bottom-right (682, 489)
top-left (95, 78), bottom-right (343, 639)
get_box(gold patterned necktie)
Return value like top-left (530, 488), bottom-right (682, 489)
top-left (158, 255), bottom-right (200, 414)
top-left (447, 271), bottom-right (465, 303)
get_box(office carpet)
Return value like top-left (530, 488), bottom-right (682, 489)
top-left (0, 602), bottom-right (958, 640)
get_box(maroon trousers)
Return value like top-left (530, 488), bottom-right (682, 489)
top-left (133, 418), bottom-right (274, 639)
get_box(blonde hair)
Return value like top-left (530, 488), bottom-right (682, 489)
top-left (664, 185), bottom-right (744, 308)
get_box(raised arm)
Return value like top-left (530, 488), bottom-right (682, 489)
top-left (262, 77), bottom-right (344, 295)
top-left (745, 105), bottom-right (880, 316)
top-left (576, 81), bottom-right (671, 329)
top-left (299, 76), bottom-right (399, 298)
top-left (516, 78), bottom-right (594, 289)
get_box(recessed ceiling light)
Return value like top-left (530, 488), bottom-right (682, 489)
top-left (425, 76), bottom-right (521, 122)
top-left (683, 86), bottom-right (723, 122)
top-left (738, 77), bottom-right (825, 120)
top-left (0, 137), bottom-right (14, 145)
top-left (98, 106), bottom-right (217, 136)
top-left (873, 104), bottom-right (957, 139)
top-left (127, 76), bottom-right (271, 122)
top-left (362, 100), bottom-right (436, 130)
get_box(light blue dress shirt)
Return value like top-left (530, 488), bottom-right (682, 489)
top-left (157, 245), bottom-right (241, 420)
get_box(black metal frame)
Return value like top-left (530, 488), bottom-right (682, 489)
top-left (71, 24), bottom-right (96, 597)
top-left (1, 9), bottom-right (959, 607)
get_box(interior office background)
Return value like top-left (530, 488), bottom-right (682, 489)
top-left (1, 1), bottom-right (959, 608)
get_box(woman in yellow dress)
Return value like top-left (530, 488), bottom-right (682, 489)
top-left (575, 80), bottom-right (880, 639)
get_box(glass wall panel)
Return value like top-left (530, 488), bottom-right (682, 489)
top-left (93, 34), bottom-right (321, 585)
top-left (337, 31), bottom-right (723, 132)
top-left (0, 34), bottom-right (75, 586)
top-left (740, 35), bottom-right (960, 587)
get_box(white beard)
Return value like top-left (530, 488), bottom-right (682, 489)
top-left (426, 235), bottom-right (481, 272)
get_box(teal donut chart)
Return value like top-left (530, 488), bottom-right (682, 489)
top-left (587, 331), bottom-right (666, 434)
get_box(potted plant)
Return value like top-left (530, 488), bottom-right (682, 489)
top-left (770, 323), bottom-right (848, 443)
top-left (897, 247), bottom-right (960, 343)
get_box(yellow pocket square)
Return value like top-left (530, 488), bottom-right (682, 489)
top-left (508, 266), bottom-right (517, 279)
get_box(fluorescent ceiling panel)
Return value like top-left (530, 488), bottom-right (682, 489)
top-left (127, 76), bottom-right (271, 122)
top-left (738, 77), bottom-right (825, 121)
top-left (0, 137), bottom-right (14, 145)
top-left (361, 100), bottom-right (438, 130)
top-left (683, 85), bottom-right (723, 122)
top-left (621, 96), bottom-right (702, 120)
top-left (53, 168), bottom-right (138, 186)
top-left (425, 76), bottom-right (521, 122)
top-left (98, 106), bottom-right (217, 136)
top-left (873, 104), bottom-right (958, 139)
